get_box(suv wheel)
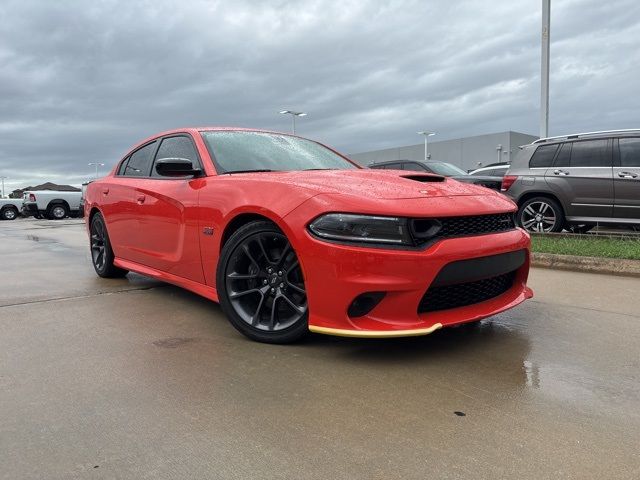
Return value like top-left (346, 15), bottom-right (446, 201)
top-left (517, 197), bottom-right (564, 233)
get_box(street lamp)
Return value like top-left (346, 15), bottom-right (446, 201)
top-left (0, 176), bottom-right (6, 198)
top-left (279, 110), bottom-right (307, 134)
top-left (88, 162), bottom-right (105, 180)
top-left (417, 131), bottom-right (436, 161)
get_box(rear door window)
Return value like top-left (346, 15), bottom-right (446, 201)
top-left (569, 139), bottom-right (610, 167)
top-left (618, 138), bottom-right (640, 167)
top-left (124, 142), bottom-right (157, 177)
top-left (553, 143), bottom-right (572, 167)
top-left (529, 144), bottom-right (558, 168)
top-left (117, 156), bottom-right (130, 175)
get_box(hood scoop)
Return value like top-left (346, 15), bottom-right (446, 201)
top-left (401, 174), bottom-right (445, 183)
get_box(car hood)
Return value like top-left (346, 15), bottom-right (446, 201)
top-left (230, 169), bottom-right (496, 200)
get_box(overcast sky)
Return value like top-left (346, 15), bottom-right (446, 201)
top-left (1, 0), bottom-right (639, 190)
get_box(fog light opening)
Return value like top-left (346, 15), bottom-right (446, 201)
top-left (347, 292), bottom-right (386, 318)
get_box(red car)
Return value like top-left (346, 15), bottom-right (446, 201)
top-left (85, 128), bottom-right (532, 343)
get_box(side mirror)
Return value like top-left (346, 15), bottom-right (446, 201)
top-left (155, 158), bottom-right (202, 177)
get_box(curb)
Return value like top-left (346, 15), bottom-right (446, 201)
top-left (531, 252), bottom-right (640, 278)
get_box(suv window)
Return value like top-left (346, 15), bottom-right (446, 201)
top-left (567, 139), bottom-right (610, 167)
top-left (619, 138), bottom-right (640, 167)
top-left (124, 142), bottom-right (157, 177)
top-left (553, 143), bottom-right (571, 167)
top-left (529, 144), bottom-right (558, 168)
top-left (152, 136), bottom-right (200, 177)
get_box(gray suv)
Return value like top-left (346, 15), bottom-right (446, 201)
top-left (502, 130), bottom-right (640, 233)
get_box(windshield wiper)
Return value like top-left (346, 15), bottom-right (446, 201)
top-left (223, 169), bottom-right (274, 174)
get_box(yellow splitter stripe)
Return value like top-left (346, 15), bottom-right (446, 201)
top-left (309, 323), bottom-right (443, 338)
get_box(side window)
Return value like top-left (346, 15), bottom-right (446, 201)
top-left (569, 139), bottom-right (610, 167)
top-left (554, 143), bottom-right (571, 167)
top-left (619, 138), bottom-right (640, 167)
top-left (124, 142), bottom-right (157, 177)
top-left (529, 144), bottom-right (558, 168)
top-left (117, 156), bottom-right (129, 175)
top-left (404, 163), bottom-right (427, 172)
top-left (152, 136), bottom-right (201, 177)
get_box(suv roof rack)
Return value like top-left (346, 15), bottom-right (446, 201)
top-left (532, 128), bottom-right (640, 144)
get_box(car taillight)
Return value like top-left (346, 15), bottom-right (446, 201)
top-left (29, 193), bottom-right (36, 202)
top-left (501, 175), bottom-right (518, 192)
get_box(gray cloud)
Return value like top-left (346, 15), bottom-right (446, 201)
top-left (1, 0), bottom-right (639, 190)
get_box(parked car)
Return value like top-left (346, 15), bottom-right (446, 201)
top-left (369, 160), bottom-right (503, 190)
top-left (470, 164), bottom-right (510, 177)
top-left (78, 182), bottom-right (92, 219)
top-left (0, 198), bottom-right (22, 220)
top-left (22, 190), bottom-right (82, 219)
top-left (85, 128), bottom-right (532, 344)
top-left (502, 129), bottom-right (640, 233)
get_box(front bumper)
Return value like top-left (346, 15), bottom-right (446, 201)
top-left (296, 229), bottom-right (532, 337)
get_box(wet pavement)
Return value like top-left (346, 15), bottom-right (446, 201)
top-left (1, 218), bottom-right (639, 479)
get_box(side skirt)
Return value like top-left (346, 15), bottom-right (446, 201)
top-left (114, 257), bottom-right (219, 303)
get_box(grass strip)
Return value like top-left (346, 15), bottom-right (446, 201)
top-left (531, 234), bottom-right (640, 260)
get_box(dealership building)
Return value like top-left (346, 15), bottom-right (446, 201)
top-left (349, 131), bottom-right (538, 171)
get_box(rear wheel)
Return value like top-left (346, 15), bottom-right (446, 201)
top-left (90, 213), bottom-right (128, 278)
top-left (48, 203), bottom-right (68, 220)
top-left (217, 221), bottom-right (308, 344)
top-left (1, 207), bottom-right (18, 220)
top-left (517, 197), bottom-right (564, 233)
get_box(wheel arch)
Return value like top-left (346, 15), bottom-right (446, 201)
top-left (219, 212), bottom-right (282, 251)
top-left (46, 199), bottom-right (71, 211)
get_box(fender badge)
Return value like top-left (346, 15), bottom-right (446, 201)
top-left (203, 227), bottom-right (214, 236)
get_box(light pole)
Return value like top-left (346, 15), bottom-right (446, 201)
top-left (540, 0), bottom-right (550, 138)
top-left (0, 176), bottom-right (6, 198)
top-left (417, 131), bottom-right (436, 161)
top-left (279, 110), bottom-right (307, 134)
top-left (88, 163), bottom-right (105, 180)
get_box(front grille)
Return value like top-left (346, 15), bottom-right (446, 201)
top-left (436, 213), bottom-right (515, 238)
top-left (418, 271), bottom-right (516, 313)
top-left (410, 213), bottom-right (515, 246)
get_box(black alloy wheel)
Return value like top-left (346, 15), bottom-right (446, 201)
top-left (217, 221), bottom-right (308, 344)
top-left (90, 213), bottom-right (128, 278)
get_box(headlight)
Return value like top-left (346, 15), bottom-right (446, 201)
top-left (308, 213), bottom-right (413, 246)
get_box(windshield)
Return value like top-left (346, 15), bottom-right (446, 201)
top-left (201, 131), bottom-right (358, 173)
top-left (425, 162), bottom-right (468, 176)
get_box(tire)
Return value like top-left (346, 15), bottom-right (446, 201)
top-left (1, 207), bottom-right (19, 220)
top-left (89, 213), bottom-right (129, 278)
top-left (47, 203), bottom-right (68, 220)
top-left (565, 224), bottom-right (594, 234)
top-left (217, 220), bottom-right (308, 344)
top-left (516, 197), bottom-right (564, 233)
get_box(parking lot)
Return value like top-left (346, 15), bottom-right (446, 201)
top-left (1, 218), bottom-right (639, 479)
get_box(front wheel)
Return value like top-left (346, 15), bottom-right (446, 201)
top-left (90, 213), bottom-right (128, 278)
top-left (517, 197), bottom-right (564, 233)
top-left (217, 221), bottom-right (308, 344)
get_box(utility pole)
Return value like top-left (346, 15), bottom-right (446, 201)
top-left (279, 110), bottom-right (307, 134)
top-left (0, 176), bottom-right (6, 198)
top-left (540, 0), bottom-right (550, 138)
top-left (417, 131), bottom-right (436, 161)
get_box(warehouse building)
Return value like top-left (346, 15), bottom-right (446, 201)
top-left (349, 131), bottom-right (538, 171)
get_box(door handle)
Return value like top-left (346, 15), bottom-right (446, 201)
top-left (102, 188), bottom-right (109, 195)
top-left (136, 194), bottom-right (146, 204)
top-left (618, 171), bottom-right (638, 179)
top-left (553, 169), bottom-right (570, 176)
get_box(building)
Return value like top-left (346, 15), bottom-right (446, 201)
top-left (349, 131), bottom-right (538, 171)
